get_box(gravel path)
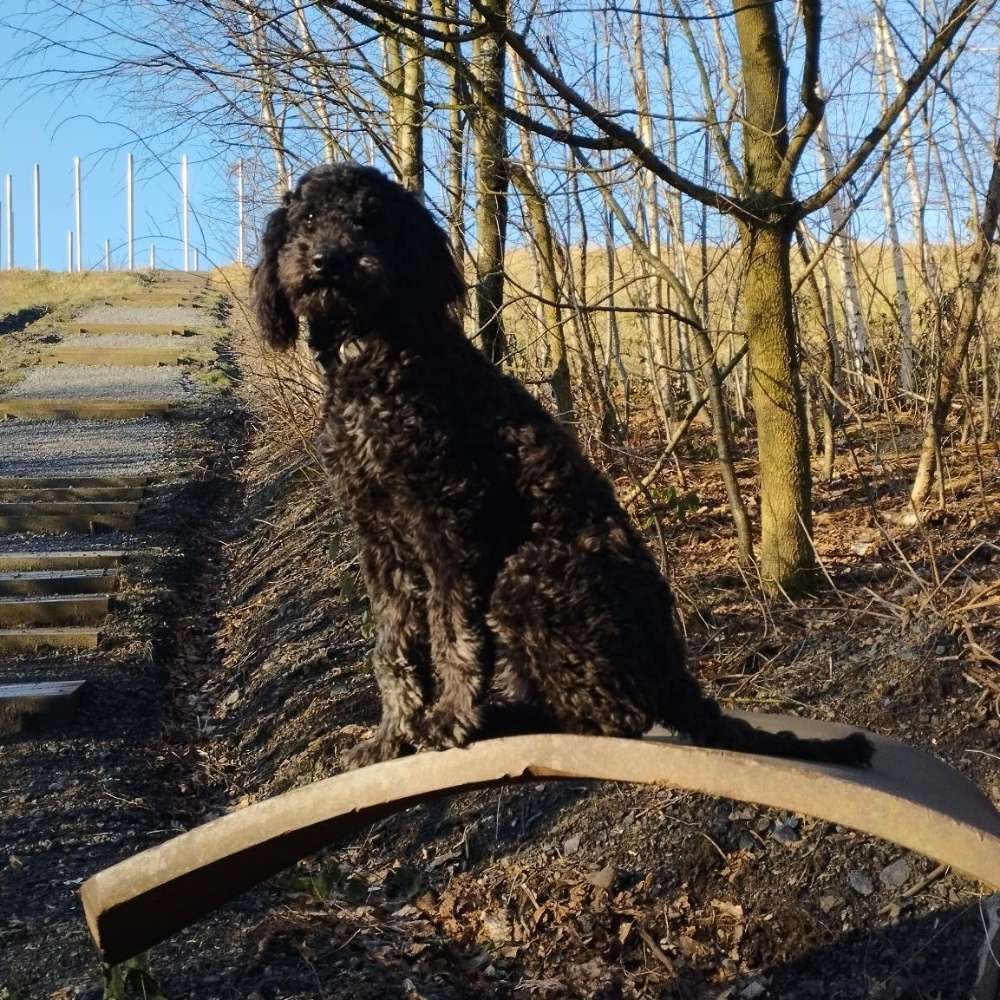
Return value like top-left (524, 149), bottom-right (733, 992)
top-left (75, 305), bottom-right (212, 328)
top-left (3, 366), bottom-right (197, 400)
top-left (0, 418), bottom-right (173, 478)
top-left (0, 534), bottom-right (146, 555)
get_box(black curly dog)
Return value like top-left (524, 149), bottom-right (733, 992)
top-left (252, 163), bottom-right (873, 771)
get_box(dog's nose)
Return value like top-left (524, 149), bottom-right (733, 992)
top-left (311, 246), bottom-right (349, 277)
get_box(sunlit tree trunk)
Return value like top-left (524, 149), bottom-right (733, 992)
top-left (471, 0), bottom-right (509, 363)
top-left (431, 0), bottom-right (465, 256)
top-left (733, 0), bottom-right (815, 590)
top-left (874, 27), bottom-right (914, 392)
top-left (814, 107), bottom-right (870, 377)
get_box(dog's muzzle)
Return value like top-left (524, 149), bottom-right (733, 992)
top-left (311, 245), bottom-right (351, 279)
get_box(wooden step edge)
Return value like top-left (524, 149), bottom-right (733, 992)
top-left (0, 594), bottom-right (110, 626)
top-left (0, 551), bottom-right (126, 571)
top-left (0, 627), bottom-right (101, 651)
top-left (0, 489), bottom-right (145, 503)
top-left (0, 680), bottom-right (88, 737)
top-left (0, 502), bottom-right (139, 516)
top-left (41, 351), bottom-right (195, 367)
top-left (0, 514), bottom-right (136, 535)
top-left (0, 400), bottom-right (178, 419)
top-left (66, 324), bottom-right (198, 336)
top-left (0, 477), bottom-right (147, 489)
top-left (0, 570), bottom-right (119, 597)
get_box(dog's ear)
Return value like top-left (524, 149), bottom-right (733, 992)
top-left (251, 199), bottom-right (299, 350)
top-left (406, 200), bottom-right (466, 318)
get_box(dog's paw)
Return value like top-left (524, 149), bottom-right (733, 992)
top-left (417, 705), bottom-right (480, 751)
top-left (341, 730), bottom-right (410, 770)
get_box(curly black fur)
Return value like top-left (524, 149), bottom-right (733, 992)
top-left (252, 163), bottom-right (874, 771)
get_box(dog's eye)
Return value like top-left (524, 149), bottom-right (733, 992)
top-left (359, 195), bottom-right (380, 221)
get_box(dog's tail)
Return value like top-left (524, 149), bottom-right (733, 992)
top-left (676, 693), bottom-right (874, 767)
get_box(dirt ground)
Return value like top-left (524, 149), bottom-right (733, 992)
top-left (1, 299), bottom-right (998, 999)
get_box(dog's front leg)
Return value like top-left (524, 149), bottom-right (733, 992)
top-left (416, 550), bottom-right (494, 751)
top-left (342, 548), bottom-right (432, 769)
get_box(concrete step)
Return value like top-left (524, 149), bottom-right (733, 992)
top-left (0, 476), bottom-right (147, 490)
top-left (0, 594), bottom-right (109, 626)
top-left (0, 626), bottom-right (100, 652)
top-left (0, 550), bottom-right (125, 572)
top-left (0, 568), bottom-right (119, 596)
top-left (0, 488), bottom-right (144, 502)
top-left (0, 680), bottom-right (88, 736)
top-left (66, 323), bottom-right (198, 336)
top-left (0, 399), bottom-right (176, 420)
top-left (0, 513), bottom-right (135, 535)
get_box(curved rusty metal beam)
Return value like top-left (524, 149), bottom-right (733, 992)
top-left (81, 712), bottom-right (1000, 965)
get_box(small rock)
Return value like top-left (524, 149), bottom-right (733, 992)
top-left (585, 864), bottom-right (616, 891)
top-left (563, 834), bottom-right (581, 856)
top-left (879, 858), bottom-right (911, 890)
top-left (754, 817), bottom-right (771, 834)
top-left (819, 894), bottom-right (841, 913)
top-left (848, 871), bottom-right (875, 896)
top-left (772, 822), bottom-right (800, 845)
top-left (740, 981), bottom-right (767, 999)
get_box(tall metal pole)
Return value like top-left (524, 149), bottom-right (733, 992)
top-left (104, 239), bottom-right (110, 271)
top-left (4, 174), bottom-right (12, 271)
top-left (67, 230), bottom-right (73, 273)
top-left (237, 159), bottom-right (245, 266)
top-left (126, 153), bottom-right (134, 272)
top-left (33, 164), bottom-right (40, 271)
top-left (74, 156), bottom-right (82, 272)
top-left (181, 153), bottom-right (189, 272)
top-left (193, 247), bottom-right (200, 271)
top-left (150, 244), bottom-right (156, 270)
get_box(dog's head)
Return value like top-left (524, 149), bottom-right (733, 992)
top-left (251, 164), bottom-right (465, 352)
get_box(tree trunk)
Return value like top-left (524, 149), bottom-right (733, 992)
top-left (508, 162), bottom-right (575, 424)
top-left (399, 0), bottom-right (425, 195)
top-left (814, 106), bottom-right (871, 378)
top-left (909, 139), bottom-right (1000, 511)
top-left (876, 6), bottom-right (930, 290)
top-left (733, 0), bottom-right (814, 591)
top-left (741, 222), bottom-right (814, 589)
top-left (472, 0), bottom-right (509, 364)
top-left (292, 0), bottom-right (339, 163)
top-left (873, 27), bottom-right (914, 393)
top-left (431, 0), bottom-right (465, 257)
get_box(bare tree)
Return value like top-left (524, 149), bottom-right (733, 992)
top-left (909, 139), bottom-right (1000, 512)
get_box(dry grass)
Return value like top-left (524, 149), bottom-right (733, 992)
top-left (0, 270), bottom-right (150, 318)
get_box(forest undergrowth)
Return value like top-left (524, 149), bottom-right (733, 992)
top-left (144, 289), bottom-right (1000, 1000)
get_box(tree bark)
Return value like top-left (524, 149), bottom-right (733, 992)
top-left (431, 0), bottom-right (465, 257)
top-left (733, 0), bottom-right (814, 590)
top-left (741, 223), bottom-right (814, 587)
top-left (471, 0), bottom-right (509, 364)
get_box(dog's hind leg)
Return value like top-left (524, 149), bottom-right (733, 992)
top-left (343, 550), bottom-right (433, 769)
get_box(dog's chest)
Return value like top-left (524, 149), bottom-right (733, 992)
top-left (315, 353), bottom-right (426, 496)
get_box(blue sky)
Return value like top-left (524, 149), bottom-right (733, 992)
top-left (0, 7), bottom-right (237, 273)
top-left (0, 0), bottom-right (994, 277)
